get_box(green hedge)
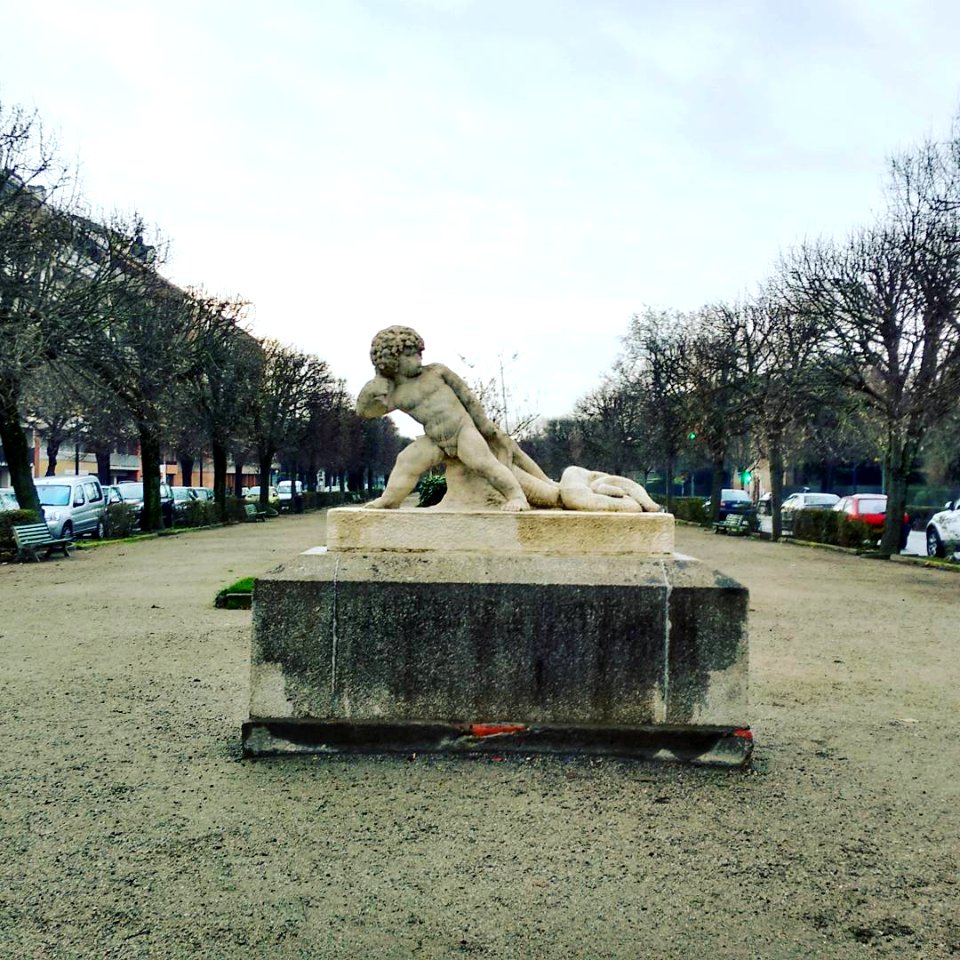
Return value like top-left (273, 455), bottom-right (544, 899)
top-left (417, 475), bottom-right (447, 507)
top-left (792, 508), bottom-right (876, 548)
top-left (0, 509), bottom-right (42, 561)
top-left (105, 503), bottom-right (138, 539)
top-left (176, 500), bottom-right (221, 528)
top-left (671, 496), bottom-right (709, 524)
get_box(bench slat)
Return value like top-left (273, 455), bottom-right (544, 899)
top-left (13, 523), bottom-right (74, 561)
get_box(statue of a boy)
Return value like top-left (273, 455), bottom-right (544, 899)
top-left (357, 326), bottom-right (661, 514)
top-left (357, 326), bottom-right (534, 511)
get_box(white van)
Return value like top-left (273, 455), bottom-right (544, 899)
top-left (277, 480), bottom-right (303, 511)
top-left (34, 475), bottom-right (107, 540)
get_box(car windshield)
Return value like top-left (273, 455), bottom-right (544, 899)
top-left (173, 488), bottom-right (191, 500)
top-left (117, 483), bottom-right (144, 500)
top-left (278, 482), bottom-right (291, 493)
top-left (721, 490), bottom-right (750, 501)
top-left (37, 485), bottom-right (71, 507)
top-left (807, 495), bottom-right (839, 506)
top-left (859, 498), bottom-right (886, 513)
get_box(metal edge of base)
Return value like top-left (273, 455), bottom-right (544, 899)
top-left (240, 719), bottom-right (754, 769)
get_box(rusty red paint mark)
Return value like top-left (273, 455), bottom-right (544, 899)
top-left (469, 723), bottom-right (527, 738)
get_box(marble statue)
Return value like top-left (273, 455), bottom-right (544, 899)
top-left (356, 326), bottom-right (661, 513)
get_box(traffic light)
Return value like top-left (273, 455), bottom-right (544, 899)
top-left (687, 431), bottom-right (697, 441)
top-left (741, 469), bottom-right (753, 485)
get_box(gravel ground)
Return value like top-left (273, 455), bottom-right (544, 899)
top-left (1, 514), bottom-right (958, 959)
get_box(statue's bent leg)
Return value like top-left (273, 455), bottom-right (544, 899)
top-left (365, 437), bottom-right (444, 509)
top-left (457, 429), bottom-right (530, 511)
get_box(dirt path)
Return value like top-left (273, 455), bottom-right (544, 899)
top-left (1, 516), bottom-right (958, 958)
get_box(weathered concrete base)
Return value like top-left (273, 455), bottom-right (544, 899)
top-left (248, 549), bottom-right (748, 747)
top-left (242, 719), bottom-right (753, 768)
top-left (326, 505), bottom-right (675, 556)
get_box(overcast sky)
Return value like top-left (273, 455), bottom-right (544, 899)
top-left (4, 0), bottom-right (960, 431)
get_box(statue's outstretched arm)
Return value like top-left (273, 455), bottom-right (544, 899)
top-left (357, 376), bottom-right (394, 419)
top-left (437, 365), bottom-right (501, 440)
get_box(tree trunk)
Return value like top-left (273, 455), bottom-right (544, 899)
top-left (258, 451), bottom-right (274, 511)
top-left (664, 452), bottom-right (676, 514)
top-left (880, 436), bottom-right (911, 557)
top-left (232, 451), bottom-right (245, 497)
top-left (179, 454), bottom-right (194, 488)
top-left (709, 458), bottom-right (725, 523)
top-left (45, 439), bottom-right (60, 476)
top-left (96, 449), bottom-right (111, 485)
top-left (0, 392), bottom-right (41, 515)
top-left (139, 425), bottom-right (164, 532)
top-left (769, 434), bottom-right (785, 542)
top-left (212, 442), bottom-right (228, 515)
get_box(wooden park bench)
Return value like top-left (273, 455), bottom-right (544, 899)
top-left (712, 514), bottom-right (751, 536)
top-left (13, 522), bottom-right (74, 562)
top-left (244, 503), bottom-right (267, 523)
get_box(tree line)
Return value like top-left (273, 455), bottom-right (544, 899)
top-left (522, 116), bottom-right (960, 555)
top-left (1, 101), bottom-right (400, 530)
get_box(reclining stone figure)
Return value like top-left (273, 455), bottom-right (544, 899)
top-left (356, 325), bottom-right (660, 513)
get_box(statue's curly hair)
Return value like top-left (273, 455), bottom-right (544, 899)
top-left (369, 326), bottom-right (425, 374)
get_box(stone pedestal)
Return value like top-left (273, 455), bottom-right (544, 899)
top-left (243, 507), bottom-right (751, 766)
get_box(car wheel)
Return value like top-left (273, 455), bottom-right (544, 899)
top-left (926, 527), bottom-right (945, 558)
top-left (95, 518), bottom-right (106, 540)
top-left (61, 521), bottom-right (74, 541)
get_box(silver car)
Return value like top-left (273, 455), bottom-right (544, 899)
top-left (34, 475), bottom-right (108, 540)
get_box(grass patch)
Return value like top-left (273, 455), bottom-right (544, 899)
top-left (215, 576), bottom-right (256, 609)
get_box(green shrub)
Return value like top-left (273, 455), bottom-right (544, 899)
top-left (214, 576), bottom-right (255, 609)
top-left (792, 508), bottom-right (876, 548)
top-left (417, 474), bottom-right (447, 507)
top-left (0, 508), bottom-right (42, 560)
top-left (223, 496), bottom-right (249, 523)
top-left (105, 503), bottom-right (138, 539)
top-left (837, 517), bottom-right (874, 548)
top-left (671, 496), bottom-right (709, 524)
top-left (178, 499), bottom-right (220, 528)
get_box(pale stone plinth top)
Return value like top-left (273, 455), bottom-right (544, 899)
top-left (326, 507), bottom-right (675, 557)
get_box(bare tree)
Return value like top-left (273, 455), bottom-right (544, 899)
top-left (66, 218), bottom-right (222, 530)
top-left (679, 304), bottom-right (756, 521)
top-left (783, 137), bottom-right (960, 554)
top-left (249, 340), bottom-right (332, 512)
top-left (738, 291), bottom-right (832, 539)
top-left (573, 370), bottom-right (656, 478)
top-left (181, 294), bottom-right (259, 513)
top-left (21, 364), bottom-right (80, 476)
top-left (0, 102), bottom-right (113, 513)
top-left (622, 309), bottom-right (693, 512)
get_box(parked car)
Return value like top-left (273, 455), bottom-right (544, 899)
top-left (103, 484), bottom-right (124, 506)
top-left (33, 475), bottom-right (107, 540)
top-left (115, 480), bottom-right (174, 529)
top-left (924, 497), bottom-right (960, 558)
top-left (0, 487), bottom-right (19, 512)
top-left (277, 480), bottom-right (303, 511)
top-left (834, 494), bottom-right (909, 550)
top-left (704, 488), bottom-right (754, 521)
top-left (170, 486), bottom-right (195, 519)
top-left (780, 491), bottom-right (840, 534)
top-left (188, 487), bottom-right (214, 502)
top-left (245, 485), bottom-right (279, 504)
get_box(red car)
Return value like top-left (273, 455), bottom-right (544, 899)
top-left (834, 494), bottom-right (910, 548)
